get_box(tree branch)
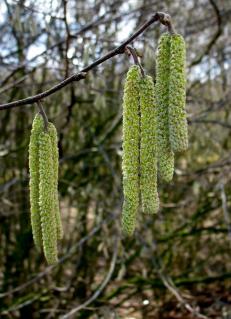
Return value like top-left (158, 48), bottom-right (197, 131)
top-left (0, 12), bottom-right (171, 111)
top-left (190, 0), bottom-right (222, 67)
top-left (61, 235), bottom-right (119, 319)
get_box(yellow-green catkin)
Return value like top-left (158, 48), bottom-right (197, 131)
top-left (29, 114), bottom-right (43, 249)
top-left (169, 34), bottom-right (188, 152)
top-left (122, 65), bottom-right (141, 236)
top-left (48, 123), bottom-right (63, 240)
top-left (140, 75), bottom-right (159, 214)
top-left (39, 131), bottom-right (58, 264)
top-left (156, 33), bottom-right (174, 182)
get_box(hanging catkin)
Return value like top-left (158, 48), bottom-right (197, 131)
top-left (122, 65), bottom-right (141, 236)
top-left (169, 34), bottom-right (188, 152)
top-left (140, 75), bottom-right (159, 214)
top-left (48, 123), bottom-right (63, 240)
top-left (29, 114), bottom-right (43, 249)
top-left (39, 131), bottom-right (58, 264)
top-left (155, 33), bottom-right (174, 182)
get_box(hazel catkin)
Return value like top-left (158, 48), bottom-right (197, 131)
top-left (140, 75), bottom-right (159, 214)
top-left (169, 34), bottom-right (188, 152)
top-left (122, 65), bottom-right (141, 236)
top-left (155, 33), bottom-right (174, 182)
top-left (29, 113), bottom-right (43, 249)
top-left (39, 131), bottom-right (58, 264)
top-left (48, 123), bottom-right (63, 240)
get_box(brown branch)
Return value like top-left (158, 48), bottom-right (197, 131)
top-left (126, 45), bottom-right (145, 77)
top-left (37, 101), bottom-right (49, 131)
top-left (62, 236), bottom-right (119, 319)
top-left (137, 234), bottom-right (209, 319)
top-left (190, 0), bottom-right (222, 67)
top-left (0, 12), bottom-right (172, 111)
top-left (62, 0), bottom-right (71, 78)
top-left (0, 222), bottom-right (104, 298)
top-left (160, 13), bottom-right (176, 34)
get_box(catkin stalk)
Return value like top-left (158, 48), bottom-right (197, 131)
top-left (140, 75), bottom-right (159, 214)
top-left (122, 65), bottom-right (141, 235)
top-left (155, 33), bottom-right (174, 182)
top-left (48, 123), bottom-right (63, 240)
top-left (169, 34), bottom-right (188, 152)
top-left (39, 131), bottom-right (58, 264)
top-left (29, 114), bottom-right (43, 249)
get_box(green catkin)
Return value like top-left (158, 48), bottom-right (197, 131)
top-left (39, 131), bottom-right (58, 264)
top-left (169, 34), bottom-right (188, 152)
top-left (140, 75), bottom-right (159, 214)
top-left (29, 113), bottom-right (43, 249)
top-left (156, 33), bottom-right (174, 182)
top-left (48, 123), bottom-right (63, 240)
top-left (122, 65), bottom-right (141, 236)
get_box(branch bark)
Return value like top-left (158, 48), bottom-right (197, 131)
top-left (0, 12), bottom-right (171, 111)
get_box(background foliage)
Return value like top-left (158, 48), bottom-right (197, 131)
top-left (0, 0), bottom-right (231, 318)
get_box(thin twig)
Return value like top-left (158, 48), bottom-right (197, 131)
top-left (62, 0), bottom-right (71, 78)
top-left (0, 223), bottom-right (103, 298)
top-left (160, 13), bottom-right (176, 34)
top-left (190, 0), bottom-right (222, 66)
top-left (37, 101), bottom-right (49, 131)
top-left (159, 272), bottom-right (209, 319)
top-left (126, 45), bottom-right (145, 77)
top-left (61, 236), bottom-right (119, 319)
top-left (0, 12), bottom-right (172, 111)
top-left (0, 72), bottom-right (87, 110)
top-left (137, 234), bottom-right (209, 319)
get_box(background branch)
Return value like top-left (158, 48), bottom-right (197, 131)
top-left (0, 12), bottom-right (171, 111)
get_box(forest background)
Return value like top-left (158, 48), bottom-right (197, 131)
top-left (0, 0), bottom-right (231, 318)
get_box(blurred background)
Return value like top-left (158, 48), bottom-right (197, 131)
top-left (0, 0), bottom-right (231, 318)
